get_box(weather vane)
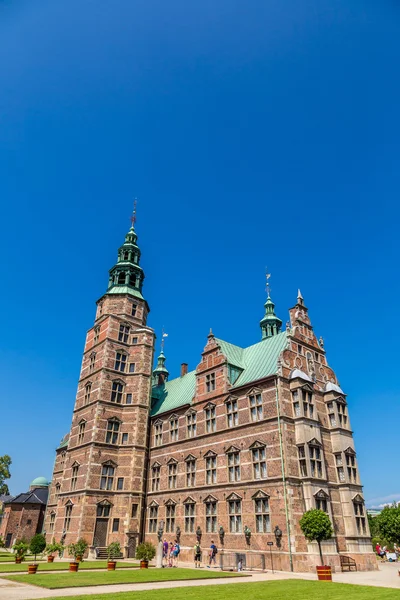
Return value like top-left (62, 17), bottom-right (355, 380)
top-left (131, 198), bottom-right (137, 228)
top-left (265, 269), bottom-right (271, 297)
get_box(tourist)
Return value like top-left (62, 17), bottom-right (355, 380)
top-left (162, 539), bottom-right (169, 566)
top-left (172, 539), bottom-right (180, 566)
top-left (207, 540), bottom-right (218, 568)
top-left (194, 541), bottom-right (202, 568)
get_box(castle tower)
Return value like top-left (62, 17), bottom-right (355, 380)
top-left (45, 215), bottom-right (155, 557)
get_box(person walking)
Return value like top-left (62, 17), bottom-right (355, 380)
top-left (194, 541), bottom-right (202, 568)
top-left (207, 540), bottom-right (218, 568)
top-left (162, 539), bottom-right (169, 566)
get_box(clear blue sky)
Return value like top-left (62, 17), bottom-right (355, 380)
top-left (0, 0), bottom-right (399, 508)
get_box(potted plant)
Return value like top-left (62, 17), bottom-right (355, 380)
top-left (44, 540), bottom-right (64, 563)
top-left (12, 541), bottom-right (29, 564)
top-left (300, 509), bottom-right (334, 581)
top-left (106, 541), bottom-right (121, 570)
top-left (136, 542), bottom-right (156, 569)
top-left (28, 534), bottom-right (46, 574)
top-left (68, 538), bottom-right (88, 572)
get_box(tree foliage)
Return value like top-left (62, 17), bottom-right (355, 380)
top-left (0, 455), bottom-right (11, 496)
top-left (376, 504), bottom-right (400, 545)
top-left (299, 509), bottom-right (333, 565)
top-left (29, 534), bottom-right (46, 561)
top-left (135, 542), bottom-right (156, 561)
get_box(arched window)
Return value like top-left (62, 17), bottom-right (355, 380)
top-left (118, 272), bottom-right (126, 284)
top-left (129, 273), bottom-right (137, 287)
top-left (111, 381), bottom-right (124, 403)
top-left (114, 352), bottom-right (127, 372)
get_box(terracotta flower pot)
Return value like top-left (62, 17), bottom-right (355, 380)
top-left (140, 560), bottom-right (149, 569)
top-left (69, 562), bottom-right (79, 572)
top-left (47, 555), bottom-right (55, 563)
top-left (316, 565), bottom-right (332, 581)
top-left (28, 564), bottom-right (38, 575)
top-left (107, 560), bottom-right (116, 571)
top-left (15, 557), bottom-right (22, 564)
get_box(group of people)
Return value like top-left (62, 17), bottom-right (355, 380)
top-left (193, 540), bottom-right (218, 568)
top-left (375, 543), bottom-right (399, 561)
top-left (162, 539), bottom-right (181, 567)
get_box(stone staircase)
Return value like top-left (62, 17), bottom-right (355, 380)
top-left (95, 547), bottom-right (124, 560)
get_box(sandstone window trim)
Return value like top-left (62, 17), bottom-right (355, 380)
top-left (55, 482), bottom-right (61, 500)
top-left (185, 454), bottom-right (196, 487)
top-left (78, 420), bottom-right (86, 445)
top-left (186, 410), bottom-right (197, 438)
top-left (227, 493), bottom-right (242, 533)
top-left (204, 495), bottom-right (218, 533)
top-left (151, 462), bottom-right (161, 492)
top-left (112, 518), bottom-right (120, 533)
top-left (226, 446), bottom-right (241, 482)
top-left (167, 459), bottom-right (178, 489)
top-left (148, 501), bottom-right (159, 533)
top-left (204, 403), bottom-right (216, 433)
top-left (252, 490), bottom-right (270, 533)
top-left (71, 462), bottom-right (80, 491)
top-left (114, 351), bottom-right (128, 372)
top-left (183, 497), bottom-right (196, 533)
top-left (225, 397), bottom-right (239, 428)
top-left (154, 420), bottom-right (163, 447)
top-left (308, 439), bottom-right (324, 479)
top-left (292, 384), bottom-right (314, 420)
top-left (131, 303), bottom-right (137, 317)
top-left (118, 323), bottom-right (130, 343)
top-left (249, 389), bottom-right (263, 422)
top-left (106, 418), bottom-right (121, 445)
top-left (96, 500), bottom-right (112, 517)
top-left (64, 500), bottom-right (73, 531)
top-left (169, 414), bottom-right (179, 442)
top-left (100, 461), bottom-right (116, 491)
top-left (89, 352), bottom-right (96, 373)
top-left (204, 451), bottom-right (217, 485)
top-left (49, 511), bottom-right (55, 532)
top-left (344, 448), bottom-right (358, 483)
top-left (111, 380), bottom-right (124, 403)
top-left (165, 499), bottom-right (176, 533)
top-left (250, 442), bottom-right (267, 480)
top-left (84, 382), bottom-right (92, 406)
top-left (353, 494), bottom-right (367, 535)
top-left (206, 372), bottom-right (216, 393)
top-left (93, 326), bottom-right (100, 344)
top-left (326, 396), bottom-right (349, 430)
top-left (314, 489), bottom-right (329, 513)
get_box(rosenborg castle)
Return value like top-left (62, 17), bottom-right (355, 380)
top-left (45, 218), bottom-right (376, 572)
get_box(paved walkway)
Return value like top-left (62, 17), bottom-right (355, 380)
top-left (0, 562), bottom-right (398, 600)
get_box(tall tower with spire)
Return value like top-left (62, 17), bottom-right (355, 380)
top-left (45, 209), bottom-right (155, 556)
top-left (260, 274), bottom-right (282, 338)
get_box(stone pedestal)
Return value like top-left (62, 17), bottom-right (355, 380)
top-left (156, 541), bottom-right (163, 568)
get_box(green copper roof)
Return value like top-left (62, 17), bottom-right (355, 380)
top-left (151, 370), bottom-right (196, 417)
top-left (150, 332), bottom-right (288, 417)
top-left (30, 476), bottom-right (50, 487)
top-left (57, 434), bottom-right (69, 450)
top-left (105, 285), bottom-right (144, 300)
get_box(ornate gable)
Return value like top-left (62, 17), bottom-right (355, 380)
top-left (224, 394), bottom-right (239, 404)
top-left (184, 454), bottom-right (196, 462)
top-left (204, 402), bottom-right (216, 410)
top-left (164, 498), bottom-right (177, 506)
top-left (169, 413), bottom-right (179, 421)
top-left (344, 447), bottom-right (356, 456)
top-left (314, 489), bottom-right (329, 499)
top-left (352, 494), bottom-right (364, 504)
top-left (226, 492), bottom-right (242, 501)
top-left (203, 494), bottom-right (218, 503)
top-left (148, 500), bottom-right (159, 508)
top-left (71, 461), bottom-right (80, 468)
top-left (97, 498), bottom-right (113, 506)
top-left (183, 496), bottom-right (196, 504)
top-left (204, 450), bottom-right (217, 458)
top-left (167, 457), bottom-right (178, 465)
top-left (225, 445), bottom-right (240, 454)
top-left (251, 490), bottom-right (270, 500)
top-left (151, 461), bottom-right (161, 468)
top-left (102, 459), bottom-right (117, 468)
top-left (249, 440), bottom-right (266, 450)
top-left (308, 437), bottom-right (322, 447)
top-left (248, 387), bottom-right (262, 396)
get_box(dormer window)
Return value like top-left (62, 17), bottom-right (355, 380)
top-left (302, 390), bottom-right (314, 419)
top-left (292, 386), bottom-right (314, 419)
top-left (206, 372), bottom-right (216, 393)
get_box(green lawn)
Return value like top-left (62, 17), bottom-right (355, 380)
top-left (0, 560), bottom-right (139, 573)
top-left (34, 580), bottom-right (400, 600)
top-left (5, 567), bottom-right (241, 589)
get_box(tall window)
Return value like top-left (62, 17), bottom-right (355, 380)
top-left (112, 519), bottom-right (120, 532)
top-left (84, 383), bottom-right (92, 405)
top-left (168, 462), bottom-right (177, 489)
top-left (106, 419), bottom-right (120, 444)
top-left (64, 503), bottom-right (73, 531)
top-left (337, 402), bottom-right (348, 427)
top-left (327, 402), bottom-right (337, 427)
top-left (302, 390), bottom-right (314, 419)
top-left (94, 326), bottom-right (100, 344)
top-left (118, 324), bottom-right (130, 343)
top-left (71, 465), bottom-right (79, 491)
top-left (226, 399), bottom-right (238, 427)
top-left (205, 500), bottom-right (217, 532)
top-left (49, 512), bottom-right (55, 532)
top-left (228, 499), bottom-right (242, 533)
top-left (205, 405), bottom-right (216, 433)
top-left (354, 500), bottom-right (366, 535)
top-left (111, 381), bottom-right (124, 403)
top-left (292, 390), bottom-right (301, 417)
top-left (184, 502), bottom-right (195, 532)
top-left (152, 464), bottom-right (160, 491)
top-left (100, 464), bottom-right (115, 490)
top-left (114, 352), bottom-right (127, 372)
top-left (255, 497), bottom-right (270, 533)
top-left (206, 372), bottom-right (216, 392)
top-left (166, 504), bottom-right (175, 533)
top-left (206, 455), bottom-right (217, 484)
top-left (170, 417), bottom-right (178, 442)
top-left (149, 504), bottom-right (158, 533)
top-left (227, 450), bottom-right (240, 482)
top-left (78, 421), bottom-right (86, 444)
top-left (309, 444), bottom-right (323, 478)
top-left (346, 452), bottom-right (357, 483)
top-left (250, 393), bottom-right (263, 421)
top-left (55, 483), bottom-right (61, 500)
top-left (298, 445), bottom-right (307, 476)
top-left (252, 446), bottom-right (267, 479)
top-left (186, 458), bottom-right (196, 487)
top-left (335, 454), bottom-right (345, 482)
top-left (97, 503), bottom-right (111, 517)
top-left (131, 303), bottom-right (137, 317)
top-left (154, 422), bottom-right (163, 446)
top-left (315, 493), bottom-right (328, 512)
top-left (187, 412), bottom-right (197, 438)
top-left (89, 352), bottom-right (96, 372)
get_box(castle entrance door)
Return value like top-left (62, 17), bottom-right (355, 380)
top-left (93, 518), bottom-right (108, 547)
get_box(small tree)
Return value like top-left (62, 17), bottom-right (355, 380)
top-left (12, 541), bottom-right (29, 561)
top-left (300, 509), bottom-right (333, 565)
top-left (0, 536), bottom-right (5, 548)
top-left (136, 542), bottom-right (156, 562)
top-left (29, 534), bottom-right (46, 562)
top-left (376, 504), bottom-right (400, 546)
top-left (107, 541), bottom-right (121, 561)
top-left (45, 540), bottom-right (64, 558)
top-left (68, 538), bottom-right (88, 561)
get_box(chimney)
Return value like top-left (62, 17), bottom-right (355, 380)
top-left (181, 363), bottom-right (188, 377)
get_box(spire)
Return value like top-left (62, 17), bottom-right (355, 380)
top-left (297, 289), bottom-right (304, 305)
top-left (260, 272), bottom-right (282, 339)
top-left (106, 200), bottom-right (145, 299)
top-left (153, 331), bottom-right (169, 385)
